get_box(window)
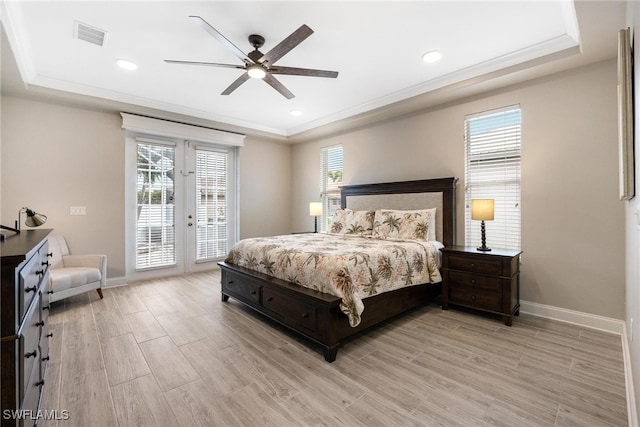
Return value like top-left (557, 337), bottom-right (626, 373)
top-left (464, 106), bottom-right (521, 250)
top-left (320, 145), bottom-right (343, 232)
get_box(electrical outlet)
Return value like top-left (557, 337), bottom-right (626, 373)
top-left (70, 206), bottom-right (86, 216)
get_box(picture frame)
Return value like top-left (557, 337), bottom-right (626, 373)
top-left (618, 27), bottom-right (635, 201)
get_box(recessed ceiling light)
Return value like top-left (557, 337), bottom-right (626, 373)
top-left (116, 59), bottom-right (137, 70)
top-left (422, 50), bottom-right (441, 63)
top-left (290, 110), bottom-right (303, 117)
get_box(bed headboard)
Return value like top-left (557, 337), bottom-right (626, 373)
top-left (340, 177), bottom-right (458, 246)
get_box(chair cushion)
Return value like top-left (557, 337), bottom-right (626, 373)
top-left (49, 267), bottom-right (101, 292)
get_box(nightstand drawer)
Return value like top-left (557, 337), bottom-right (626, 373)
top-left (448, 255), bottom-right (502, 275)
top-left (448, 271), bottom-right (501, 291)
top-left (449, 285), bottom-right (501, 312)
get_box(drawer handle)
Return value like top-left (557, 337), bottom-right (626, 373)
top-left (46, 333), bottom-right (53, 338)
top-left (25, 286), bottom-right (37, 293)
top-left (48, 290), bottom-right (54, 294)
top-left (228, 280), bottom-right (234, 284)
top-left (35, 380), bottom-right (45, 387)
top-left (43, 305), bottom-right (51, 311)
top-left (47, 252), bottom-right (53, 258)
top-left (41, 356), bottom-right (50, 362)
top-left (42, 261), bottom-right (50, 267)
top-left (25, 350), bottom-right (37, 359)
top-left (471, 295), bottom-right (476, 302)
top-left (471, 279), bottom-right (476, 285)
top-left (250, 290), bottom-right (257, 295)
top-left (35, 321), bottom-right (45, 327)
top-left (470, 263), bottom-right (476, 269)
top-left (35, 269), bottom-right (44, 276)
top-left (301, 313), bottom-right (310, 319)
top-left (266, 297), bottom-right (273, 302)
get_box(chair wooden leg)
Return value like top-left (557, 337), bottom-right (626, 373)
top-left (96, 288), bottom-right (104, 299)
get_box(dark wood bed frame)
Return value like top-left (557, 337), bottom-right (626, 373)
top-left (218, 177), bottom-right (458, 362)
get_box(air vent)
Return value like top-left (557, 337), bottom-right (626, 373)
top-left (74, 21), bottom-right (108, 47)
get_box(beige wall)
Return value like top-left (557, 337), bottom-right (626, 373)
top-left (292, 59), bottom-right (625, 320)
top-left (1, 98), bottom-right (126, 279)
top-left (0, 96), bottom-right (292, 281)
top-left (239, 135), bottom-right (291, 238)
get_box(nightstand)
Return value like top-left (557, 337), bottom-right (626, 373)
top-left (441, 245), bottom-right (522, 326)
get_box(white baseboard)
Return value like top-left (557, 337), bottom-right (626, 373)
top-left (105, 277), bottom-right (128, 288)
top-left (520, 300), bottom-right (637, 426)
top-left (520, 300), bottom-right (625, 334)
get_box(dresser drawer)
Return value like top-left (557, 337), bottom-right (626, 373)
top-left (18, 300), bottom-right (41, 406)
top-left (449, 285), bottom-right (502, 312)
top-left (21, 356), bottom-right (42, 419)
top-left (263, 288), bottom-right (318, 333)
top-left (224, 275), bottom-right (261, 305)
top-left (20, 254), bottom-right (43, 321)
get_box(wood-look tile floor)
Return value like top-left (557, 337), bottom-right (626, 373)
top-left (41, 269), bottom-right (628, 427)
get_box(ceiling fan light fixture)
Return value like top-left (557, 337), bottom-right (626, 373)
top-left (247, 65), bottom-right (266, 79)
top-left (422, 50), bottom-right (442, 63)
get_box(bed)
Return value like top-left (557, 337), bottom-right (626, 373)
top-left (218, 177), bottom-right (458, 362)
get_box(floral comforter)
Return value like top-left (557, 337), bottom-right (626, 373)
top-left (224, 233), bottom-right (442, 327)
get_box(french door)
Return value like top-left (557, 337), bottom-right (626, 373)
top-left (132, 139), bottom-right (237, 279)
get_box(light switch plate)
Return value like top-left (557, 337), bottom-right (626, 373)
top-left (70, 206), bottom-right (86, 215)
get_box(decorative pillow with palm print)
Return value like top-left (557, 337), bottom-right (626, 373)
top-left (330, 209), bottom-right (375, 236)
top-left (372, 208), bottom-right (437, 241)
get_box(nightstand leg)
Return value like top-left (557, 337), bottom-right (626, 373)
top-left (504, 316), bottom-right (512, 326)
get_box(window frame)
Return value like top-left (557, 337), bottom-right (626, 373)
top-left (464, 105), bottom-right (522, 251)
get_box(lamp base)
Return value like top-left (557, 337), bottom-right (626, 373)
top-left (477, 220), bottom-right (490, 251)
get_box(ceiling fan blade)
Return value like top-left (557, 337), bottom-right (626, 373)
top-left (221, 73), bottom-right (250, 96)
top-left (263, 74), bottom-right (295, 99)
top-left (259, 24), bottom-right (314, 66)
top-left (189, 16), bottom-right (252, 64)
top-left (269, 66), bottom-right (338, 78)
top-left (164, 60), bottom-right (244, 69)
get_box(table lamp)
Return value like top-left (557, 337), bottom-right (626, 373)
top-left (471, 199), bottom-right (494, 251)
top-left (309, 202), bottom-right (322, 233)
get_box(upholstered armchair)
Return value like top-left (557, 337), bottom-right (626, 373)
top-left (48, 235), bottom-right (106, 303)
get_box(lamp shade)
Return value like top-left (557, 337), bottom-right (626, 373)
top-left (309, 202), bottom-right (322, 217)
top-left (24, 208), bottom-right (47, 227)
top-left (471, 199), bottom-right (494, 221)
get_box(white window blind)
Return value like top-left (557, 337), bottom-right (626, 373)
top-left (195, 148), bottom-right (228, 261)
top-left (136, 143), bottom-right (176, 268)
top-left (320, 145), bottom-right (343, 232)
top-left (464, 106), bottom-right (521, 250)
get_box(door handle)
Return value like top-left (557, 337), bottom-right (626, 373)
top-left (188, 222), bottom-right (193, 227)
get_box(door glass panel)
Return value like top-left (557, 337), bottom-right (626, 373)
top-left (136, 143), bottom-right (176, 268)
top-left (195, 149), bottom-right (228, 261)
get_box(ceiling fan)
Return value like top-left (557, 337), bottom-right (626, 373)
top-left (165, 16), bottom-right (339, 99)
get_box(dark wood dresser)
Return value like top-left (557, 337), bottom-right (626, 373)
top-left (1, 229), bottom-right (53, 426)
top-left (441, 245), bottom-right (521, 326)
